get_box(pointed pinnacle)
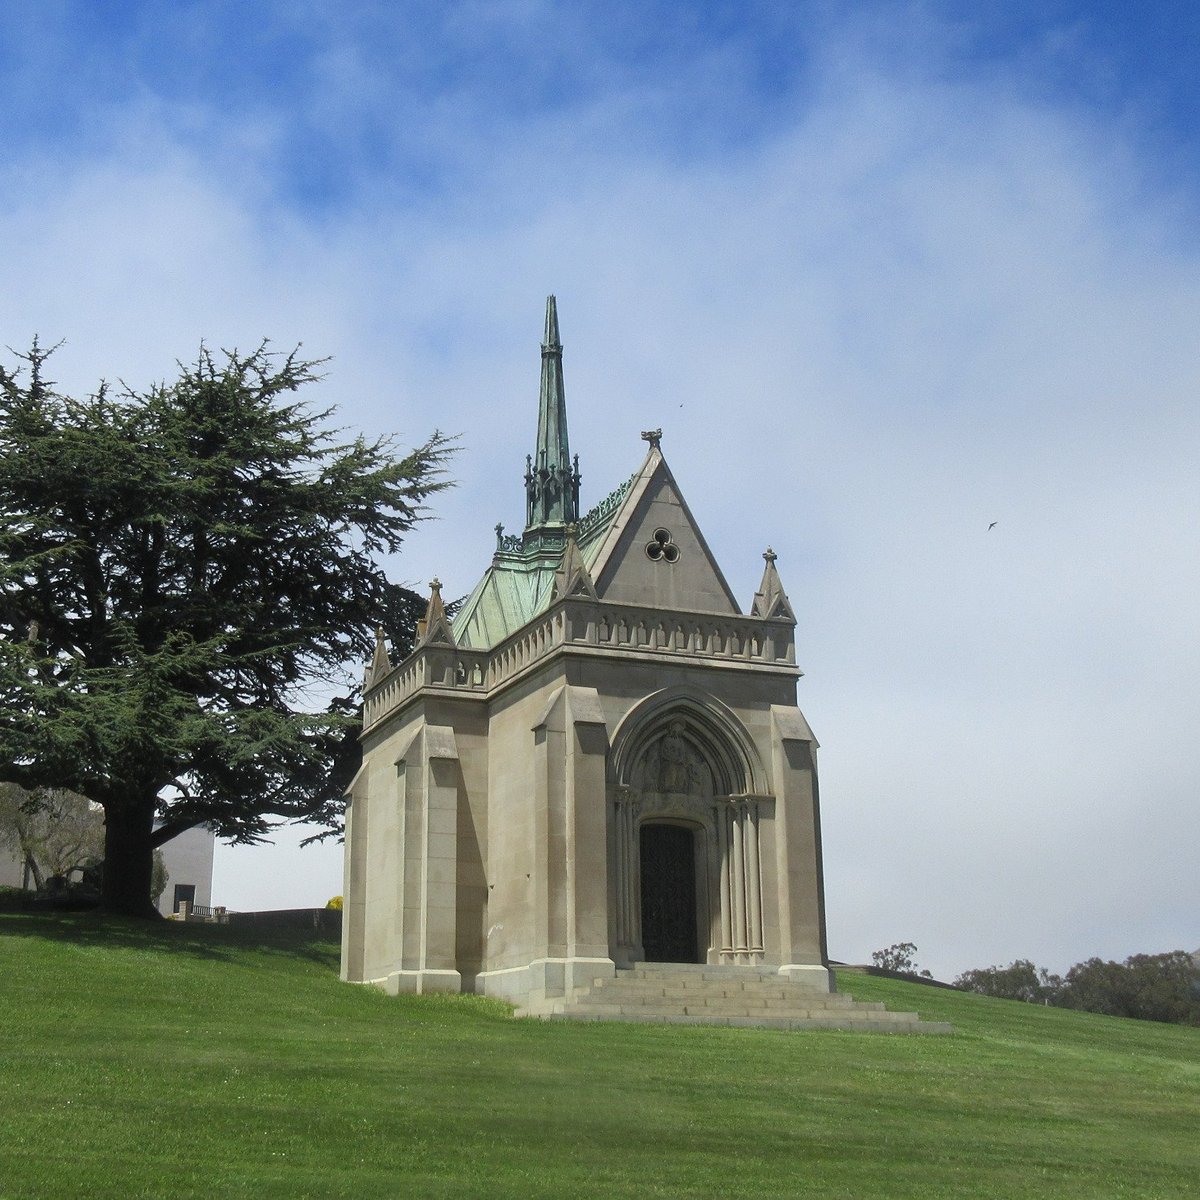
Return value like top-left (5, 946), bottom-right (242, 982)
top-left (527, 294), bottom-right (577, 530)
top-left (543, 294), bottom-right (561, 350)
top-left (367, 625), bottom-right (391, 683)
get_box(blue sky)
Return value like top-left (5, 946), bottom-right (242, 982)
top-left (10, 2), bottom-right (1200, 212)
top-left (2, 1), bottom-right (1197, 978)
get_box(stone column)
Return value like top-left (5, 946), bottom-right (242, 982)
top-left (524, 685), bottom-right (616, 1010)
top-left (716, 802), bottom-right (733, 957)
top-left (714, 797), bottom-right (767, 964)
top-left (613, 787), bottom-right (640, 963)
top-left (419, 738), bottom-right (461, 988)
top-left (531, 687), bottom-right (568, 989)
top-left (339, 761), bottom-right (369, 982)
top-left (770, 705), bottom-right (831, 991)
top-left (388, 723), bottom-right (463, 995)
top-left (565, 686), bottom-right (613, 988)
top-left (745, 800), bottom-right (764, 955)
top-left (731, 803), bottom-right (747, 956)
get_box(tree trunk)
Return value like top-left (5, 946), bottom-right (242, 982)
top-left (100, 796), bottom-right (162, 918)
top-left (23, 852), bottom-right (43, 891)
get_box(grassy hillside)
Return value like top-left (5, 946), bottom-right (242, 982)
top-left (1, 914), bottom-right (1195, 1199)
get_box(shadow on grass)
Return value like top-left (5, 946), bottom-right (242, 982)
top-left (0, 910), bottom-right (341, 971)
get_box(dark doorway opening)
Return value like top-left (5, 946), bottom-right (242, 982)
top-left (173, 883), bottom-right (196, 914)
top-left (640, 823), bottom-right (699, 963)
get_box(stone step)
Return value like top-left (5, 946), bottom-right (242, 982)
top-left (528, 964), bottom-right (953, 1033)
top-left (568, 999), bottom-right (919, 1019)
top-left (593, 979), bottom-right (833, 996)
top-left (614, 973), bottom-right (838, 993)
top-left (621, 965), bottom-right (790, 983)
top-left (590, 982), bottom-right (884, 1009)
top-left (546, 1010), bottom-right (954, 1033)
top-left (583, 992), bottom-right (883, 1015)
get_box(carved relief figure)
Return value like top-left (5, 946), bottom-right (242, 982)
top-left (658, 720), bottom-right (691, 792)
top-left (633, 719), bottom-right (713, 799)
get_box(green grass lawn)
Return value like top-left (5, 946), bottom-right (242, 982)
top-left (1, 914), bottom-right (1196, 1198)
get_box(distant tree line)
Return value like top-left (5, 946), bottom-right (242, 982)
top-left (954, 953), bottom-right (1200, 1027)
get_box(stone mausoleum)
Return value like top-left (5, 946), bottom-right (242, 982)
top-left (341, 298), bottom-right (830, 1014)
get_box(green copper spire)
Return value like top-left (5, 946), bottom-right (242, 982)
top-left (524, 295), bottom-right (581, 534)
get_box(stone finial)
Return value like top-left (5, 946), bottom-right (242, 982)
top-left (640, 428), bottom-right (663, 449)
top-left (417, 576), bottom-right (456, 647)
top-left (763, 546), bottom-right (777, 564)
top-left (542, 293), bottom-right (562, 352)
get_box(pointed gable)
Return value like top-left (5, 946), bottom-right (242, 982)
top-left (589, 437), bottom-right (741, 615)
top-left (750, 548), bottom-right (796, 622)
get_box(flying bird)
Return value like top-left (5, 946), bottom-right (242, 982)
top-left (988, 521), bottom-right (998, 531)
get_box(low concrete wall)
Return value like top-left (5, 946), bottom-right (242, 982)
top-left (227, 907), bottom-right (343, 936)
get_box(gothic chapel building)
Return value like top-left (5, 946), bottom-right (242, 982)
top-left (342, 298), bottom-right (831, 1013)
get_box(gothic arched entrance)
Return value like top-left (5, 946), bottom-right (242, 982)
top-left (639, 822), bottom-right (701, 963)
top-left (609, 690), bottom-right (771, 969)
